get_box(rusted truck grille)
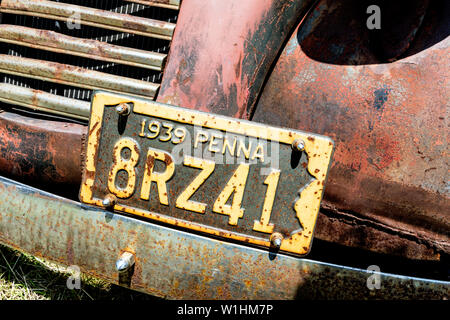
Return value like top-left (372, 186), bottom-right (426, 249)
top-left (0, 0), bottom-right (179, 121)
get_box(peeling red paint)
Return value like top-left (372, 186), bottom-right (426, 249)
top-left (158, 0), bottom-right (314, 119)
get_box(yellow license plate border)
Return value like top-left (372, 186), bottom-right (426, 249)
top-left (80, 91), bottom-right (334, 255)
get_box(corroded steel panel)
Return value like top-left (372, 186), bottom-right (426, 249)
top-left (253, 0), bottom-right (450, 257)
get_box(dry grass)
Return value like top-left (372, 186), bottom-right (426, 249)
top-left (0, 244), bottom-right (157, 300)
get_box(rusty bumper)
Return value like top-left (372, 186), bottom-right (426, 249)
top-left (0, 175), bottom-right (448, 299)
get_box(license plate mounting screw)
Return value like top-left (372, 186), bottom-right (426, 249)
top-left (116, 103), bottom-right (132, 116)
top-left (270, 232), bottom-right (284, 248)
top-left (292, 139), bottom-right (305, 152)
top-left (102, 194), bottom-right (117, 209)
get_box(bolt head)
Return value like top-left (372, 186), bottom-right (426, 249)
top-left (116, 251), bottom-right (135, 273)
top-left (292, 139), bottom-right (305, 152)
top-left (116, 103), bottom-right (131, 116)
top-left (115, 259), bottom-right (129, 272)
top-left (270, 232), bottom-right (284, 248)
top-left (102, 194), bottom-right (117, 209)
top-left (273, 238), bottom-right (282, 247)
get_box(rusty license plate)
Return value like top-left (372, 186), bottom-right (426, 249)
top-left (80, 92), bottom-right (334, 255)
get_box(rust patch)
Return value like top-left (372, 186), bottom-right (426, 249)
top-left (252, 0), bottom-right (450, 259)
top-left (146, 153), bottom-right (155, 176)
top-left (164, 152), bottom-right (173, 166)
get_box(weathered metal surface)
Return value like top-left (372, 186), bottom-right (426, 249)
top-left (0, 176), bottom-right (448, 299)
top-left (0, 0), bottom-right (446, 262)
top-left (0, 110), bottom-right (441, 260)
top-left (0, 112), bottom-right (440, 261)
top-left (315, 207), bottom-right (443, 261)
top-left (79, 92), bottom-right (334, 255)
top-left (252, 0), bottom-right (450, 257)
top-left (0, 83), bottom-right (90, 120)
top-left (0, 111), bottom-right (85, 190)
top-left (125, 0), bottom-right (180, 10)
top-left (157, 0), bottom-right (315, 118)
top-left (0, 54), bottom-right (160, 99)
top-left (0, 0), bottom-right (176, 40)
top-left (0, 25), bottom-right (167, 71)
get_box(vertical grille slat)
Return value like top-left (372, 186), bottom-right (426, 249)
top-left (0, 0), bottom-right (178, 121)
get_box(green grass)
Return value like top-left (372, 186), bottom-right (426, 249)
top-left (0, 244), bottom-right (157, 300)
